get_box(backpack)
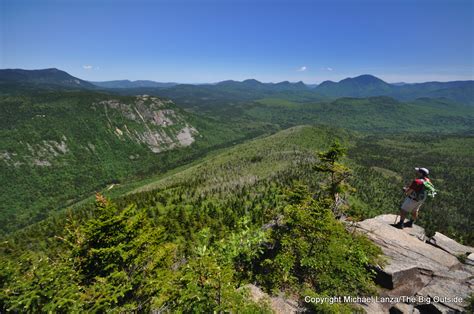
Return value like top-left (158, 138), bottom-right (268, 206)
top-left (416, 178), bottom-right (437, 201)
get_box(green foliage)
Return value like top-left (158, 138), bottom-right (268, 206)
top-left (349, 133), bottom-right (474, 244)
top-left (0, 248), bottom-right (81, 312)
top-left (168, 231), bottom-right (270, 313)
top-left (256, 183), bottom-right (381, 297)
top-left (466, 293), bottom-right (474, 314)
top-left (2, 84), bottom-right (472, 239)
top-left (1, 127), bottom-right (384, 312)
top-left (248, 96), bottom-right (474, 133)
top-left (2, 194), bottom-right (176, 311)
top-left (0, 88), bottom-right (273, 235)
top-left (313, 141), bottom-right (354, 215)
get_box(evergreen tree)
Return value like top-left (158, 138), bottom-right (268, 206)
top-left (313, 141), bottom-right (354, 216)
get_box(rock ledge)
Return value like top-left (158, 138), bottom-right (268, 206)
top-left (355, 214), bottom-right (473, 313)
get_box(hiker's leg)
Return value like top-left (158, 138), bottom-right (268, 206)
top-left (412, 202), bottom-right (423, 222)
top-left (400, 197), bottom-right (413, 224)
top-left (395, 210), bottom-right (407, 229)
top-left (399, 210), bottom-right (407, 223)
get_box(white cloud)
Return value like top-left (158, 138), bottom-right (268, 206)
top-left (297, 66), bottom-right (307, 72)
top-left (326, 67), bottom-right (333, 71)
top-left (82, 65), bottom-right (93, 70)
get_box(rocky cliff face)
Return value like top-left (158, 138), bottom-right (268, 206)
top-left (0, 95), bottom-right (199, 168)
top-left (98, 95), bottom-right (198, 153)
top-left (355, 214), bottom-right (473, 313)
top-left (0, 91), bottom-right (201, 235)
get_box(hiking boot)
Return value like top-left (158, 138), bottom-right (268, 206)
top-left (394, 221), bottom-right (404, 229)
top-left (405, 220), bottom-right (415, 228)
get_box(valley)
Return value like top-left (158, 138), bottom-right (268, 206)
top-left (0, 68), bottom-right (473, 312)
top-left (0, 84), bottom-right (271, 234)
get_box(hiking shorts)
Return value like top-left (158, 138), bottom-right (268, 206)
top-left (401, 197), bottom-right (423, 213)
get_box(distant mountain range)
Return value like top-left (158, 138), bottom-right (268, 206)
top-left (213, 79), bottom-right (309, 91)
top-left (314, 74), bottom-right (474, 104)
top-left (91, 80), bottom-right (178, 89)
top-left (1, 68), bottom-right (472, 105)
top-left (92, 78), bottom-right (309, 91)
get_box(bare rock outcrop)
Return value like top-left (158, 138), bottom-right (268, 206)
top-left (240, 284), bottom-right (301, 314)
top-left (355, 214), bottom-right (473, 314)
top-left (98, 96), bottom-right (198, 153)
top-left (428, 232), bottom-right (474, 257)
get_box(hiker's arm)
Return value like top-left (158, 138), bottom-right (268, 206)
top-left (404, 180), bottom-right (417, 196)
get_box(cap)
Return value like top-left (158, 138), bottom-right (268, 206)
top-left (415, 167), bottom-right (429, 176)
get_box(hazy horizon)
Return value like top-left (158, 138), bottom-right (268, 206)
top-left (3, 67), bottom-right (474, 85)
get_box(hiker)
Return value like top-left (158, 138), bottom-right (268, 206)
top-left (395, 167), bottom-right (431, 229)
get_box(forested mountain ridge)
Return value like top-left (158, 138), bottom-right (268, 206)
top-left (2, 125), bottom-right (472, 312)
top-left (248, 96), bottom-right (474, 133)
top-left (316, 74), bottom-right (393, 97)
top-left (314, 74), bottom-right (474, 104)
top-left (106, 74), bottom-right (474, 106)
top-left (0, 126), bottom-right (383, 312)
top-left (91, 80), bottom-right (178, 89)
top-left (0, 89), bottom-right (209, 235)
top-left (3, 69), bottom-right (472, 106)
top-left (1, 71), bottom-right (473, 237)
top-left (0, 68), bottom-right (95, 89)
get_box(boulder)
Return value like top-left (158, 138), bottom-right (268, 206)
top-left (389, 303), bottom-right (420, 314)
top-left (467, 253), bottom-right (474, 266)
top-left (357, 300), bottom-right (389, 314)
top-left (415, 276), bottom-right (471, 313)
top-left (356, 214), bottom-right (473, 313)
top-left (357, 215), bottom-right (460, 286)
top-left (428, 231), bottom-right (474, 257)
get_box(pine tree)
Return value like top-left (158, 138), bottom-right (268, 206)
top-left (313, 141), bottom-right (354, 216)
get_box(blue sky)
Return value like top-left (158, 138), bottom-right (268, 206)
top-left (1, 0), bottom-right (473, 83)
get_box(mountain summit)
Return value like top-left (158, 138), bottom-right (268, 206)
top-left (314, 74), bottom-right (473, 104)
top-left (0, 68), bottom-right (95, 88)
top-left (316, 74), bottom-right (393, 97)
top-left (342, 74), bottom-right (388, 84)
